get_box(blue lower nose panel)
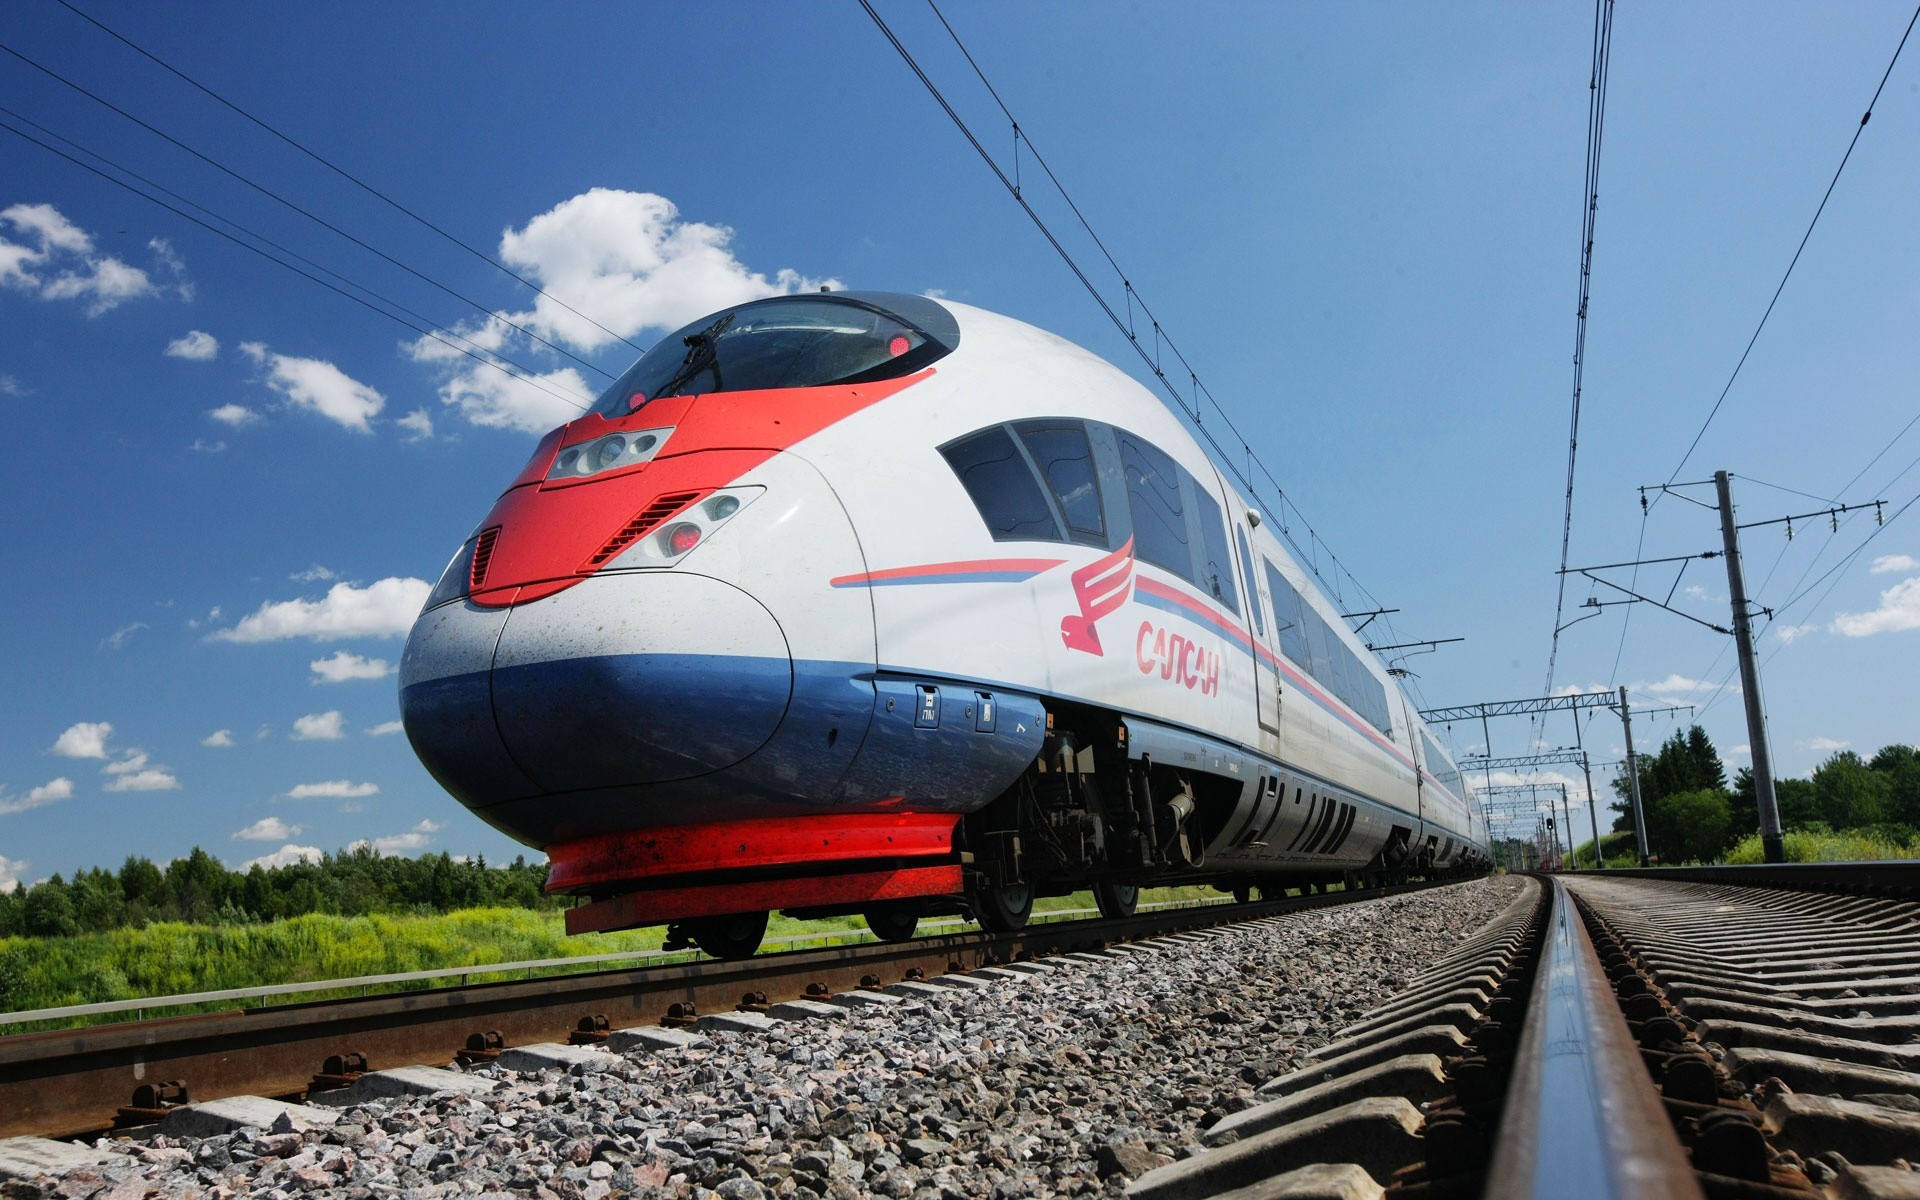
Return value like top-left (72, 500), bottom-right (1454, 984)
top-left (493, 651), bottom-right (793, 790)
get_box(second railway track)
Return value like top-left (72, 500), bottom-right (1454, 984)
top-left (3, 867), bottom-right (1916, 1199)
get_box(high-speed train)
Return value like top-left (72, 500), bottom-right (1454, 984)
top-left (400, 291), bottom-right (1488, 957)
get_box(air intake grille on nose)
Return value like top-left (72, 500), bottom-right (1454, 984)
top-left (582, 491), bottom-right (704, 572)
top-left (470, 526), bottom-right (502, 590)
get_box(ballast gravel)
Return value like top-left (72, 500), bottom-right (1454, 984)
top-left (16, 877), bottom-right (1522, 1200)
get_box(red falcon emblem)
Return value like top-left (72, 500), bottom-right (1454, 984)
top-left (1060, 537), bottom-right (1134, 656)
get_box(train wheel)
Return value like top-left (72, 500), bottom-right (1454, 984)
top-left (863, 905), bottom-right (919, 943)
top-left (1232, 885), bottom-right (1253, 904)
top-left (1092, 880), bottom-right (1139, 919)
top-left (973, 882), bottom-right (1033, 932)
top-left (686, 911), bottom-right (768, 959)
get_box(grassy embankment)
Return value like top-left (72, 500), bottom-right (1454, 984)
top-left (0, 885), bottom-right (1233, 1033)
top-left (1567, 826), bottom-right (1920, 867)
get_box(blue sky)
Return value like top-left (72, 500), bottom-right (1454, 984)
top-left (3, 2), bottom-right (1916, 887)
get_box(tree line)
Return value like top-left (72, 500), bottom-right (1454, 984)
top-left (0, 846), bottom-right (558, 939)
top-left (1609, 726), bottom-right (1920, 863)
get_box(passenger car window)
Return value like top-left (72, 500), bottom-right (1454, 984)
top-left (940, 426), bottom-right (1062, 541)
top-left (1265, 560), bottom-right (1309, 666)
top-left (1015, 421), bottom-right (1108, 548)
top-left (1190, 484), bottom-right (1239, 614)
top-left (1118, 434), bottom-right (1191, 581)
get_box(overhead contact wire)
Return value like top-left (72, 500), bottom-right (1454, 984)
top-left (1657, 4), bottom-right (1918, 490)
top-left (864, 0), bottom-right (1396, 634)
top-left (0, 117), bottom-right (593, 413)
top-left (0, 40), bottom-right (614, 382)
top-left (50, 0), bottom-right (647, 356)
top-left (1544, 0), bottom-right (1616, 698)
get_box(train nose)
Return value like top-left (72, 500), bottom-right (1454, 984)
top-left (400, 572), bottom-right (793, 814)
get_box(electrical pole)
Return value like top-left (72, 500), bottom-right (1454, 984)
top-left (1570, 717), bottom-right (1603, 868)
top-left (1715, 471), bottom-right (1786, 864)
top-left (1558, 784), bottom-right (1575, 872)
top-left (1619, 687), bottom-right (1650, 866)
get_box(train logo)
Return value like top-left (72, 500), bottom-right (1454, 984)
top-left (1059, 537), bottom-right (1135, 655)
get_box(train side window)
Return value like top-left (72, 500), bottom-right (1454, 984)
top-left (1015, 421), bottom-right (1109, 548)
top-left (1264, 559), bottom-right (1309, 665)
top-left (1189, 483), bottom-right (1239, 614)
top-left (1236, 527), bottom-right (1264, 638)
top-left (1118, 433), bottom-right (1192, 581)
top-left (939, 426), bottom-right (1062, 542)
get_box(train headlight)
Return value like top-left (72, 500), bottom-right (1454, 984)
top-left (547, 426), bottom-right (673, 482)
top-left (665, 523), bottom-right (702, 555)
top-left (610, 486), bottom-right (764, 566)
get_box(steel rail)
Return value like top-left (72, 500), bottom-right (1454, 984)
top-left (1595, 859), bottom-right (1920, 896)
top-left (0, 879), bottom-right (1452, 1140)
top-left (1485, 877), bottom-right (1703, 1200)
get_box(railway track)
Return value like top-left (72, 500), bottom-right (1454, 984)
top-left (3, 868), bottom-right (1914, 1198)
top-left (1129, 864), bottom-right (1920, 1199)
top-left (0, 880), bottom-right (1448, 1146)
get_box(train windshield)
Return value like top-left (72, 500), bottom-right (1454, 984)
top-left (592, 293), bottom-right (957, 417)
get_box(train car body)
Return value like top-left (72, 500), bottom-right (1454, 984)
top-left (400, 291), bottom-right (1487, 955)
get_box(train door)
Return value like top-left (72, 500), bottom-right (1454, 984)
top-left (1236, 522), bottom-right (1282, 738)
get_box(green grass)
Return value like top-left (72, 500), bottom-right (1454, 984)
top-left (1722, 827), bottom-right (1920, 864)
top-left (2, 887), bottom-right (1256, 1034)
top-left (0, 908), bottom-right (661, 1033)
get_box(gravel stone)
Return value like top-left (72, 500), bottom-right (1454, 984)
top-left (11, 878), bottom-right (1518, 1199)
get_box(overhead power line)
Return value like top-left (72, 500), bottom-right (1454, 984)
top-left (1658, 4), bottom-right (1919, 490)
top-left (1601, 5), bottom-right (1917, 691)
top-left (1544, 0), bottom-right (1617, 698)
top-left (0, 39), bottom-right (614, 383)
top-left (0, 116), bottom-right (594, 415)
top-left (858, 0), bottom-right (1395, 630)
top-left (50, 0), bottom-right (647, 356)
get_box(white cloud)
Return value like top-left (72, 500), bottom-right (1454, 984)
top-left (49, 721), bottom-right (113, 759)
top-left (397, 408), bottom-right (434, 440)
top-left (1631, 674), bottom-right (1738, 698)
top-left (1800, 736), bottom-right (1850, 753)
top-left (240, 342), bottom-right (385, 433)
top-left (212, 577), bottom-right (430, 643)
top-left (232, 816), bottom-right (301, 841)
top-left (1832, 577), bottom-right (1920, 638)
top-left (410, 189), bottom-right (836, 432)
top-left (103, 766), bottom-right (180, 793)
top-left (190, 438), bottom-right (226, 453)
top-left (0, 777), bottom-right (74, 816)
top-left (101, 750), bottom-right (183, 793)
top-left (103, 750), bottom-right (149, 775)
top-left (291, 711), bottom-right (346, 741)
top-left (202, 729), bottom-right (235, 747)
top-left (352, 819), bottom-right (443, 856)
top-left (290, 564), bottom-right (338, 583)
top-left (310, 650), bottom-right (395, 683)
top-left (241, 843), bottom-right (323, 871)
top-left (100, 621), bottom-right (147, 651)
top-left (0, 203), bottom-right (174, 316)
top-left (0, 854), bottom-right (30, 891)
top-left (1773, 623), bottom-right (1815, 645)
top-left (1870, 554), bottom-right (1918, 575)
top-left (0, 374), bottom-right (30, 397)
top-left (366, 720), bottom-right (405, 737)
top-left (207, 403), bottom-right (259, 427)
top-left (165, 330), bottom-right (219, 360)
top-left (285, 780), bottom-right (379, 800)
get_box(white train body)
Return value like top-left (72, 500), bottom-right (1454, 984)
top-left (400, 291), bottom-right (1486, 942)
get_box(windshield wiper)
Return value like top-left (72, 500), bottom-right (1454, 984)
top-left (652, 311), bottom-right (735, 399)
